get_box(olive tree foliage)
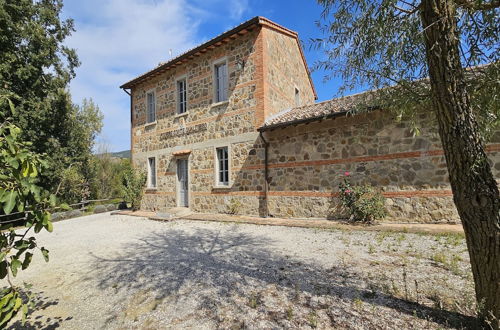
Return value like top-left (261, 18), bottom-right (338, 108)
top-left (0, 95), bottom-right (59, 327)
top-left (313, 0), bottom-right (500, 138)
top-left (313, 0), bottom-right (500, 325)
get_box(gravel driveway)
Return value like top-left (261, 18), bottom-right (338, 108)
top-left (4, 213), bottom-right (476, 329)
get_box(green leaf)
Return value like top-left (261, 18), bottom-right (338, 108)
top-left (13, 297), bottom-right (22, 311)
top-left (10, 258), bottom-right (22, 277)
top-left (4, 136), bottom-right (16, 154)
top-left (6, 157), bottom-right (19, 169)
top-left (22, 252), bottom-right (32, 270)
top-left (21, 304), bottom-right (28, 325)
top-left (7, 99), bottom-right (15, 115)
top-left (31, 186), bottom-right (40, 202)
top-left (21, 162), bottom-right (30, 177)
top-left (41, 248), bottom-right (49, 262)
top-left (3, 190), bottom-right (17, 215)
top-left (0, 309), bottom-right (14, 326)
top-left (60, 203), bottom-right (70, 210)
top-left (0, 260), bottom-right (8, 279)
top-left (42, 212), bottom-right (50, 225)
top-left (14, 240), bottom-right (29, 251)
top-left (17, 200), bottom-right (24, 212)
top-left (30, 163), bottom-right (38, 177)
top-left (1, 292), bottom-right (16, 313)
top-left (34, 221), bottom-right (43, 233)
top-left (49, 194), bottom-right (57, 207)
top-left (45, 220), bottom-right (53, 233)
top-left (0, 292), bottom-right (12, 308)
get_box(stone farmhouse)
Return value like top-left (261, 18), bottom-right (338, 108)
top-left (120, 16), bottom-right (500, 223)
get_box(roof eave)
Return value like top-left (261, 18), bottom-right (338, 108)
top-left (258, 106), bottom-right (381, 132)
top-left (258, 110), bottom-right (350, 132)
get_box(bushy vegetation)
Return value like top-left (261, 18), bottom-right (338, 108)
top-left (122, 167), bottom-right (147, 211)
top-left (338, 172), bottom-right (386, 223)
top-left (0, 1), bottom-right (102, 198)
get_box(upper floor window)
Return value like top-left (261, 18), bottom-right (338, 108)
top-left (216, 146), bottom-right (229, 186)
top-left (146, 90), bottom-right (156, 123)
top-left (295, 87), bottom-right (300, 107)
top-left (177, 78), bottom-right (187, 114)
top-left (147, 157), bottom-right (156, 188)
top-left (214, 61), bottom-right (228, 103)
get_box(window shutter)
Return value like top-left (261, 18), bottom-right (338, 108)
top-left (222, 63), bottom-right (228, 101)
top-left (152, 94), bottom-right (156, 121)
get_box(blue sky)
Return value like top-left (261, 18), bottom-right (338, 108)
top-left (62, 0), bottom-right (345, 152)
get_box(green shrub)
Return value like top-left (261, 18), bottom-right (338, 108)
top-left (338, 172), bottom-right (386, 223)
top-left (226, 198), bottom-right (242, 215)
top-left (58, 165), bottom-right (89, 204)
top-left (122, 167), bottom-right (146, 211)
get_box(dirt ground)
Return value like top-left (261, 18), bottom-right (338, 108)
top-left (4, 213), bottom-right (478, 329)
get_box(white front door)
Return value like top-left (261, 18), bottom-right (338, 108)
top-left (177, 159), bottom-right (189, 207)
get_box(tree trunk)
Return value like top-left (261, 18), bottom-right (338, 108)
top-left (420, 0), bottom-right (500, 326)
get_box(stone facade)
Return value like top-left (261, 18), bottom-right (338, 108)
top-left (263, 109), bottom-right (500, 223)
top-left (261, 25), bottom-right (316, 120)
top-left (122, 17), bottom-right (500, 224)
top-left (126, 18), bottom-right (316, 218)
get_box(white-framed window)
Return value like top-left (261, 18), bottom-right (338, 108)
top-left (295, 87), bottom-right (300, 107)
top-left (216, 146), bottom-right (229, 186)
top-left (147, 157), bottom-right (157, 188)
top-left (214, 60), bottom-right (228, 103)
top-left (177, 77), bottom-right (187, 114)
top-left (146, 90), bottom-right (156, 123)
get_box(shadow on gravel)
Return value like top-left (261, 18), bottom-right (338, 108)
top-left (90, 224), bottom-right (478, 328)
top-left (7, 291), bottom-right (72, 330)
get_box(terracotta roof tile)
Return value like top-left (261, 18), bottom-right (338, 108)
top-left (260, 92), bottom-right (374, 130)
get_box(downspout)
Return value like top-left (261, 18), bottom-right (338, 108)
top-left (121, 88), bottom-right (132, 164)
top-left (259, 131), bottom-right (269, 217)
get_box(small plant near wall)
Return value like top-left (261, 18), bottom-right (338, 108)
top-left (338, 171), bottom-right (386, 223)
top-left (226, 198), bottom-right (242, 215)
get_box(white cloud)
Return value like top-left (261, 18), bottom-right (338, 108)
top-left (65, 0), bottom-right (200, 151)
top-left (229, 0), bottom-right (250, 20)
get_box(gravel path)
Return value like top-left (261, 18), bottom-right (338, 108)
top-left (3, 213), bottom-right (476, 329)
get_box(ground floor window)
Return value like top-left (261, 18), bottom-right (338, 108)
top-left (216, 147), bottom-right (229, 185)
top-left (148, 157), bottom-right (156, 188)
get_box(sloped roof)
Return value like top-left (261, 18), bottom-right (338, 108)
top-left (259, 92), bottom-right (376, 131)
top-left (120, 16), bottom-right (317, 98)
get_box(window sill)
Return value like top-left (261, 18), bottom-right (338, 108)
top-left (144, 121), bottom-right (157, 128)
top-left (212, 185), bottom-right (231, 190)
top-left (211, 100), bottom-right (229, 108)
top-left (174, 112), bottom-right (188, 119)
top-left (145, 187), bottom-right (157, 192)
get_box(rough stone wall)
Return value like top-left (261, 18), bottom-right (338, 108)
top-left (263, 109), bottom-right (500, 223)
top-left (262, 26), bottom-right (316, 121)
top-left (130, 28), bottom-right (267, 214)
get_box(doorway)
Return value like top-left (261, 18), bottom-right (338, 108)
top-left (177, 159), bottom-right (189, 207)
